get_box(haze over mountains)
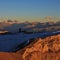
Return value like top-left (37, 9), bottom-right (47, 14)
top-left (0, 20), bottom-right (60, 34)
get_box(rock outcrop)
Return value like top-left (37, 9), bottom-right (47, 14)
top-left (22, 34), bottom-right (60, 60)
top-left (0, 34), bottom-right (60, 60)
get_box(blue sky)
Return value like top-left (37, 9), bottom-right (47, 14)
top-left (0, 0), bottom-right (60, 22)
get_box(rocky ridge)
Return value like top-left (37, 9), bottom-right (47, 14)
top-left (22, 34), bottom-right (60, 60)
top-left (0, 34), bottom-right (60, 60)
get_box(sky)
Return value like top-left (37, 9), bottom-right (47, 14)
top-left (0, 0), bottom-right (60, 22)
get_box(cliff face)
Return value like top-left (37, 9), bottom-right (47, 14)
top-left (0, 34), bottom-right (60, 60)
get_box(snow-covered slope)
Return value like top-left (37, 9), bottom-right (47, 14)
top-left (0, 31), bottom-right (60, 52)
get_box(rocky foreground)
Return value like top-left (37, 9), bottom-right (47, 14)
top-left (0, 34), bottom-right (60, 60)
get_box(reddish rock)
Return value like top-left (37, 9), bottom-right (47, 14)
top-left (0, 34), bottom-right (60, 60)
